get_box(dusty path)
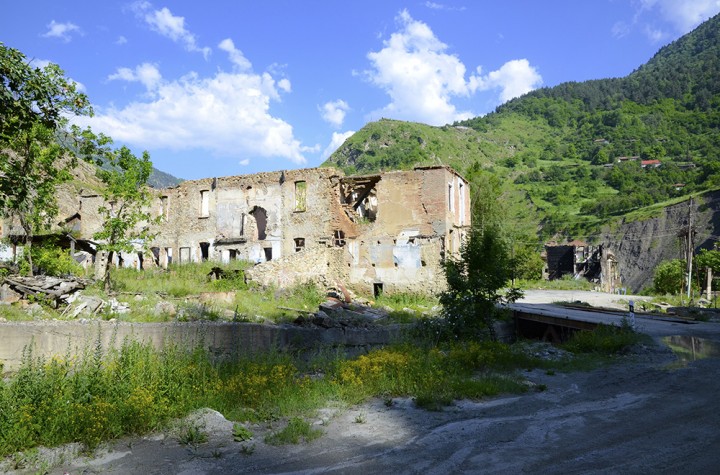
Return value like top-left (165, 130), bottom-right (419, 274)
top-left (40, 332), bottom-right (720, 475)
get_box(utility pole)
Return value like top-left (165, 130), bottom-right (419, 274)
top-left (686, 198), bottom-right (693, 299)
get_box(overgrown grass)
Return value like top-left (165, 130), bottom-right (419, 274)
top-left (562, 322), bottom-right (645, 355)
top-left (371, 292), bottom-right (439, 323)
top-left (265, 417), bottom-right (322, 445)
top-left (111, 261), bottom-right (250, 296)
top-left (0, 338), bottom-right (547, 457)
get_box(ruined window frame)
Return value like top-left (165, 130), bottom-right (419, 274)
top-left (200, 190), bottom-right (210, 218)
top-left (294, 180), bottom-right (307, 212)
top-left (334, 230), bottom-right (346, 247)
top-left (160, 196), bottom-right (169, 221)
top-left (294, 237), bottom-right (305, 252)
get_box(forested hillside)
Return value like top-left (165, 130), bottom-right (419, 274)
top-left (324, 13), bottom-right (720, 245)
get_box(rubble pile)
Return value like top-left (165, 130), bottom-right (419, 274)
top-left (2, 275), bottom-right (86, 307)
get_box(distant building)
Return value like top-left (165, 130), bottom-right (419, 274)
top-left (544, 240), bottom-right (621, 293)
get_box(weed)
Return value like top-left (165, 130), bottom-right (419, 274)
top-left (265, 417), bottom-right (323, 445)
top-left (177, 423), bottom-right (208, 446)
top-left (354, 413), bottom-right (366, 424)
top-left (232, 423), bottom-right (253, 442)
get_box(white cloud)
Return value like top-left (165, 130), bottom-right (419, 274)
top-left (41, 20), bottom-right (80, 42)
top-left (364, 10), bottom-right (542, 125)
top-left (644, 25), bottom-right (667, 42)
top-left (611, 21), bottom-right (631, 38)
top-left (320, 100), bottom-right (350, 127)
top-left (108, 63), bottom-right (162, 90)
top-left (424, 2), bottom-right (465, 11)
top-left (239, 159), bottom-right (250, 166)
top-left (482, 59), bottom-right (543, 103)
top-left (115, 35), bottom-right (128, 45)
top-left (218, 38), bottom-right (252, 71)
top-left (131, 1), bottom-right (211, 58)
top-left (322, 131), bottom-right (355, 160)
top-left (277, 78), bottom-right (291, 93)
top-left (648, 0), bottom-right (720, 32)
top-left (620, 0), bottom-right (720, 40)
top-left (77, 66), bottom-right (305, 165)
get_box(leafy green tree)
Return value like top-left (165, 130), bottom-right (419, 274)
top-left (93, 147), bottom-right (158, 291)
top-left (0, 43), bottom-right (109, 275)
top-left (511, 244), bottom-right (545, 281)
top-left (652, 259), bottom-right (686, 295)
top-left (439, 225), bottom-right (522, 341)
top-left (694, 248), bottom-right (720, 298)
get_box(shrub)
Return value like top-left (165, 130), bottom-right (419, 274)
top-left (562, 323), bottom-right (642, 355)
top-left (22, 240), bottom-right (82, 277)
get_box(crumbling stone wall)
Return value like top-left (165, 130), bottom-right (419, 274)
top-left (147, 168), bottom-right (342, 267)
top-left (245, 246), bottom-right (348, 289)
top-left (339, 167), bottom-right (470, 296)
top-left (6, 164), bottom-right (471, 296)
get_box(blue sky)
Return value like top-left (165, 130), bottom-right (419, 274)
top-left (3, 1), bottom-right (719, 180)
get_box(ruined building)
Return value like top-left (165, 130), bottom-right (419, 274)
top-left (74, 166), bottom-right (471, 296)
top-left (544, 240), bottom-right (621, 293)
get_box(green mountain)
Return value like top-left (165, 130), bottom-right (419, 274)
top-left (323, 13), bottom-right (720, 243)
top-left (148, 167), bottom-right (182, 188)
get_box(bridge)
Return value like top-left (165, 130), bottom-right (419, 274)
top-left (510, 300), bottom-right (715, 342)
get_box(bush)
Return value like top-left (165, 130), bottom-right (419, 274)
top-left (652, 259), bottom-right (686, 295)
top-left (562, 323), bottom-right (642, 355)
top-left (21, 240), bottom-right (82, 277)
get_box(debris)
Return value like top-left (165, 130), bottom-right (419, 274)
top-left (2, 275), bottom-right (86, 307)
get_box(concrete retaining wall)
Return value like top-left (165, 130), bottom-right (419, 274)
top-left (0, 321), bottom-right (405, 372)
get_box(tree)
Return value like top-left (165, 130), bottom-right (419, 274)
top-left (93, 147), bottom-right (158, 291)
top-left (694, 248), bottom-right (720, 299)
top-left (0, 43), bottom-right (109, 274)
top-left (652, 259), bottom-right (686, 295)
top-left (439, 225), bottom-right (522, 341)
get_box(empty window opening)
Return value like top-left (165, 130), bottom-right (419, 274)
top-left (250, 207), bottom-right (268, 240)
top-left (294, 181), bottom-right (307, 212)
top-left (229, 249), bottom-right (237, 260)
top-left (117, 252), bottom-right (124, 268)
top-left (373, 283), bottom-right (384, 298)
top-left (160, 196), bottom-right (169, 220)
top-left (458, 180), bottom-right (465, 224)
top-left (448, 182), bottom-right (454, 212)
top-left (294, 237), bottom-right (305, 252)
top-left (200, 242), bottom-right (210, 261)
top-left (150, 247), bottom-right (160, 266)
top-left (137, 252), bottom-right (144, 270)
top-left (334, 230), bottom-right (346, 247)
top-left (165, 247), bottom-right (173, 266)
top-left (264, 247), bottom-right (273, 261)
top-left (200, 190), bottom-right (210, 217)
top-left (179, 247), bottom-right (191, 264)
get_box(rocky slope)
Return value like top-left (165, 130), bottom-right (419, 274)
top-left (603, 190), bottom-right (720, 292)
